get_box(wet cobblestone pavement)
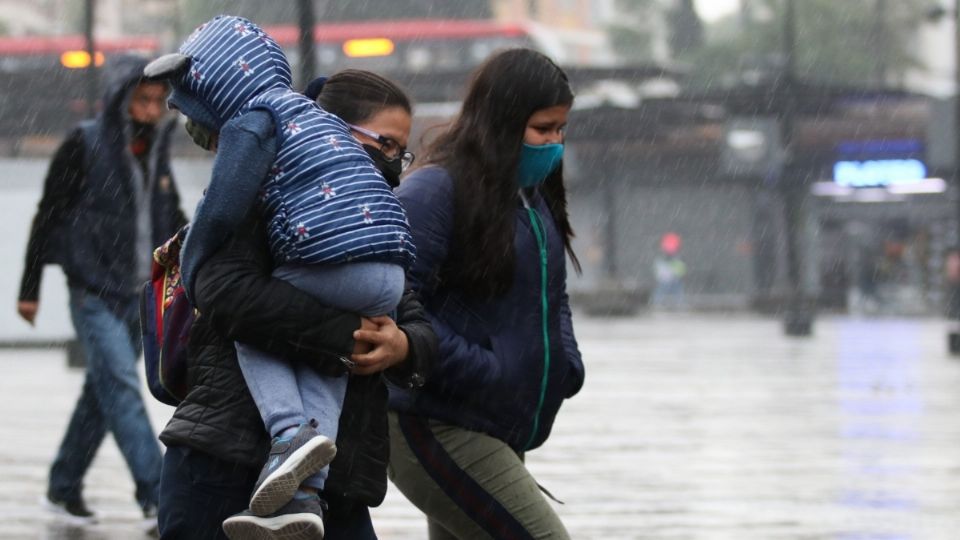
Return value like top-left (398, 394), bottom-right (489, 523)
top-left (3, 314), bottom-right (960, 539)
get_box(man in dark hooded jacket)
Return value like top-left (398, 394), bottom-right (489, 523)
top-left (16, 54), bottom-right (187, 528)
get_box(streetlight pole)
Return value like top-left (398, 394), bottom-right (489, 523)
top-left (84, 0), bottom-right (97, 119)
top-left (170, 0), bottom-right (182, 49)
top-left (874, 0), bottom-right (888, 86)
top-left (297, 0), bottom-right (317, 89)
top-left (780, 0), bottom-right (813, 336)
top-left (780, 0), bottom-right (796, 162)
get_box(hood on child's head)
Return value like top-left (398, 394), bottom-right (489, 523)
top-left (150, 15), bottom-right (293, 131)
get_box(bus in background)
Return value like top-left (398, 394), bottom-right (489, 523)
top-left (0, 17), bottom-right (628, 152)
top-left (263, 18), bottom-right (556, 151)
top-left (0, 19), bottom-right (534, 149)
top-left (261, 17), bottom-right (626, 147)
top-left (264, 18), bottom-right (539, 103)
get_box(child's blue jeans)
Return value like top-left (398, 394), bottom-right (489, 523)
top-left (236, 261), bottom-right (405, 490)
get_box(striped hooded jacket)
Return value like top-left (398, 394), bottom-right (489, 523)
top-left (167, 15), bottom-right (414, 293)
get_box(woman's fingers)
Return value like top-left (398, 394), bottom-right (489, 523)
top-left (353, 328), bottom-right (388, 344)
top-left (367, 315), bottom-right (394, 326)
top-left (350, 350), bottom-right (387, 375)
top-left (351, 316), bottom-right (408, 374)
top-left (351, 352), bottom-right (381, 365)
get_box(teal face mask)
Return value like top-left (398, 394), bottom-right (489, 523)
top-left (517, 142), bottom-right (563, 188)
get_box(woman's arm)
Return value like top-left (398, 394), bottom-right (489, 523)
top-left (350, 289), bottom-right (436, 386)
top-left (192, 215), bottom-right (363, 373)
top-left (558, 282), bottom-right (585, 398)
top-left (19, 128), bottom-right (86, 305)
top-left (394, 167), bottom-right (453, 297)
top-left (391, 289), bottom-right (436, 386)
top-left (395, 168), bottom-right (501, 392)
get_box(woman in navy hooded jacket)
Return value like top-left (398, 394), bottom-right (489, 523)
top-left (388, 48), bottom-right (585, 539)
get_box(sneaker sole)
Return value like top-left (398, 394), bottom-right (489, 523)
top-left (223, 512), bottom-right (324, 540)
top-left (249, 436), bottom-right (336, 516)
top-left (141, 517), bottom-right (160, 536)
top-left (39, 496), bottom-right (97, 526)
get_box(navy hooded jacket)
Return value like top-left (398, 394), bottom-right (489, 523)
top-left (19, 54), bottom-right (186, 307)
top-left (390, 166), bottom-right (585, 452)
top-left (167, 16), bottom-right (414, 296)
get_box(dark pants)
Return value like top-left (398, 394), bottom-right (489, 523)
top-left (158, 445), bottom-right (377, 540)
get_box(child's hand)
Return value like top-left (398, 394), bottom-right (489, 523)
top-left (351, 316), bottom-right (409, 376)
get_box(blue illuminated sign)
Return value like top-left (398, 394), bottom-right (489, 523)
top-left (833, 159), bottom-right (927, 188)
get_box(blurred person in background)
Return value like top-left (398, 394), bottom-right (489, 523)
top-left (16, 54), bottom-right (187, 531)
top-left (945, 247), bottom-right (960, 319)
top-left (652, 232), bottom-right (687, 309)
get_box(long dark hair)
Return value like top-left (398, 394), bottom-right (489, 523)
top-left (312, 69), bottom-right (411, 123)
top-left (421, 48), bottom-right (579, 299)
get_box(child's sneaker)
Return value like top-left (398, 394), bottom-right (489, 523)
top-left (40, 492), bottom-right (97, 526)
top-left (249, 420), bottom-right (336, 516)
top-left (222, 494), bottom-right (326, 540)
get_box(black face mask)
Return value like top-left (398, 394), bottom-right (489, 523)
top-left (131, 121), bottom-right (155, 140)
top-left (363, 144), bottom-right (402, 188)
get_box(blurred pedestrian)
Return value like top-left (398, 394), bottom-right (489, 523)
top-left (855, 245), bottom-right (881, 313)
top-left (16, 54), bottom-right (187, 530)
top-left (390, 48), bottom-right (585, 539)
top-left (652, 232), bottom-right (687, 309)
top-left (944, 247), bottom-right (960, 319)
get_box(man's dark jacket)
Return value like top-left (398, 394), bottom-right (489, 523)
top-left (19, 55), bottom-right (187, 305)
top-left (159, 217), bottom-right (436, 507)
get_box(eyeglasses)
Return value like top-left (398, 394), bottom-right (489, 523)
top-left (349, 124), bottom-right (415, 171)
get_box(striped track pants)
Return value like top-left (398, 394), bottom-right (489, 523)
top-left (387, 411), bottom-right (570, 540)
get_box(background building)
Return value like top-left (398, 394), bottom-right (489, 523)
top-left (493, 0), bottom-right (621, 65)
top-left (0, 0), bottom-right (956, 316)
